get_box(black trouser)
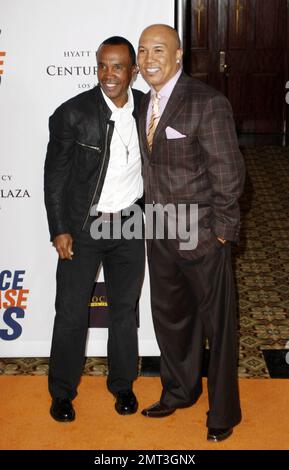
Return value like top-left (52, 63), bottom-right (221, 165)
top-left (148, 238), bottom-right (241, 428)
top-left (48, 226), bottom-right (145, 400)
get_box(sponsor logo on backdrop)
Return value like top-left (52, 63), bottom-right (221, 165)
top-left (0, 174), bottom-right (30, 211)
top-left (89, 282), bottom-right (139, 328)
top-left (0, 270), bottom-right (29, 340)
top-left (0, 29), bottom-right (6, 86)
top-left (46, 49), bottom-right (98, 91)
top-left (89, 282), bottom-right (109, 328)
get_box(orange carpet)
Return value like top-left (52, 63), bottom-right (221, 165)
top-left (0, 377), bottom-right (288, 450)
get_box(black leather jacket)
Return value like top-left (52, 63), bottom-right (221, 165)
top-left (44, 85), bottom-right (144, 241)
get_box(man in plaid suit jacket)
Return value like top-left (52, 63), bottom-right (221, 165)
top-left (137, 24), bottom-right (245, 442)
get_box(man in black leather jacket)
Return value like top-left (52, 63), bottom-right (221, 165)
top-left (44, 37), bottom-right (145, 422)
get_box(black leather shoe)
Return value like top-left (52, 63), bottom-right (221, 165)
top-left (114, 390), bottom-right (138, 415)
top-left (207, 427), bottom-right (233, 442)
top-left (141, 401), bottom-right (176, 418)
top-left (50, 397), bottom-right (75, 422)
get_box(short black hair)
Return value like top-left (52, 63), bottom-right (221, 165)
top-left (99, 36), bottom-right (136, 66)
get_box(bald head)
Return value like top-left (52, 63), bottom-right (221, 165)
top-left (140, 24), bottom-right (181, 49)
top-left (137, 24), bottom-right (183, 91)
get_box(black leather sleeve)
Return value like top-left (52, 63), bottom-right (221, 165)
top-left (44, 105), bottom-right (74, 241)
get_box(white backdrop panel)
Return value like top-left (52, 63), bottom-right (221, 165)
top-left (0, 0), bottom-right (174, 356)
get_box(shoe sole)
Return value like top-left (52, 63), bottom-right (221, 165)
top-left (207, 429), bottom-right (233, 442)
top-left (141, 409), bottom-right (176, 418)
top-left (115, 404), bottom-right (138, 415)
top-left (50, 410), bottom-right (75, 423)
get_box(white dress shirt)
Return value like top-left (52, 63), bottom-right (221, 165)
top-left (97, 87), bottom-right (143, 212)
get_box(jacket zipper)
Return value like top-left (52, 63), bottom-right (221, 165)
top-left (76, 141), bottom-right (101, 152)
top-left (81, 123), bottom-right (110, 230)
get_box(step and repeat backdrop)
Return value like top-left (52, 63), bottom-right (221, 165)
top-left (0, 0), bottom-right (174, 356)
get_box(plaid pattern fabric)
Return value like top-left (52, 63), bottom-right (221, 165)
top-left (139, 72), bottom-right (246, 260)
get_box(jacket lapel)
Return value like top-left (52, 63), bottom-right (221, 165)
top-left (139, 92), bottom-right (151, 156)
top-left (153, 73), bottom-right (187, 143)
top-left (139, 73), bottom-right (189, 155)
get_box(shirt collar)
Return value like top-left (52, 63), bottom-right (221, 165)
top-left (151, 68), bottom-right (182, 99)
top-left (100, 86), bottom-right (134, 113)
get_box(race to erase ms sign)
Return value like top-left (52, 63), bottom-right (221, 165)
top-left (0, 270), bottom-right (29, 340)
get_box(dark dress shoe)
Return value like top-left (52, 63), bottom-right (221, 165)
top-left (114, 390), bottom-right (138, 415)
top-left (141, 401), bottom-right (176, 418)
top-left (50, 397), bottom-right (75, 422)
top-left (207, 427), bottom-right (233, 442)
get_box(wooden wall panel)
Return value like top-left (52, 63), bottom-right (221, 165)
top-left (183, 0), bottom-right (288, 134)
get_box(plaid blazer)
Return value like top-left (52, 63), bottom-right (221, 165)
top-left (139, 72), bottom-right (245, 260)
